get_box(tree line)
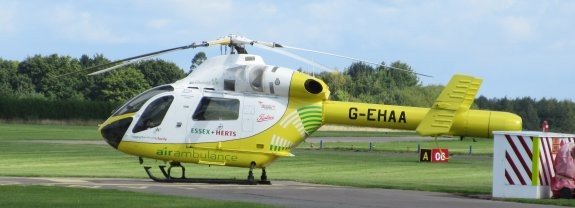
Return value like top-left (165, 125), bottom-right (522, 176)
top-left (475, 96), bottom-right (575, 133)
top-left (0, 53), bottom-right (574, 132)
top-left (315, 62), bottom-right (575, 132)
top-left (0, 54), bottom-right (185, 120)
top-left (0, 54), bottom-right (185, 101)
top-left (315, 61), bottom-right (443, 107)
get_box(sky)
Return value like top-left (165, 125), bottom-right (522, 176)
top-left (1, 0), bottom-right (574, 100)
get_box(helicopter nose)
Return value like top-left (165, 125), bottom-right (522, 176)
top-left (100, 117), bottom-right (133, 149)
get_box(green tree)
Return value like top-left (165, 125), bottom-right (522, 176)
top-left (317, 71), bottom-right (350, 98)
top-left (555, 100), bottom-right (575, 132)
top-left (136, 59), bottom-right (185, 87)
top-left (189, 52), bottom-right (207, 74)
top-left (17, 54), bottom-right (84, 100)
top-left (378, 61), bottom-right (419, 88)
top-left (391, 85), bottom-right (443, 107)
top-left (475, 95), bottom-right (491, 109)
top-left (345, 62), bottom-right (380, 97)
top-left (346, 62), bottom-right (374, 79)
top-left (79, 54), bottom-right (110, 68)
top-left (333, 90), bottom-right (351, 101)
top-left (0, 59), bottom-right (20, 96)
top-left (514, 97), bottom-right (539, 130)
top-left (79, 54), bottom-right (111, 101)
top-left (474, 96), bottom-right (575, 132)
top-left (96, 67), bottom-right (151, 102)
top-left (8, 74), bottom-right (36, 98)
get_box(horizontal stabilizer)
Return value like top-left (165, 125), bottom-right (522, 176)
top-left (416, 74), bottom-right (482, 136)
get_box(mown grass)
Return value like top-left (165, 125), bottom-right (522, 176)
top-left (310, 130), bottom-right (417, 137)
top-left (274, 149), bottom-right (494, 194)
top-left (0, 124), bottom-right (99, 140)
top-left (301, 137), bottom-right (494, 155)
top-left (0, 124), bottom-right (493, 194)
top-left (0, 138), bottom-right (493, 194)
top-left (1, 123), bottom-right (573, 207)
top-left (0, 185), bottom-right (270, 208)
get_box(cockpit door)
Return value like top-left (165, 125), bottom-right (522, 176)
top-left (128, 91), bottom-right (192, 143)
top-left (132, 96), bottom-right (173, 133)
top-left (127, 94), bottom-right (174, 142)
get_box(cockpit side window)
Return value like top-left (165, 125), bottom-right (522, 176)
top-left (113, 85), bottom-right (174, 116)
top-left (133, 95), bottom-right (174, 133)
top-left (192, 97), bottom-right (239, 121)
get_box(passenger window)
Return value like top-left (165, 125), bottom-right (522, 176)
top-left (192, 97), bottom-right (239, 121)
top-left (133, 96), bottom-right (174, 133)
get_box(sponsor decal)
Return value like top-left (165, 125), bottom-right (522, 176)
top-left (258, 101), bottom-right (276, 110)
top-left (190, 124), bottom-right (237, 137)
top-left (156, 148), bottom-right (239, 161)
top-left (131, 135), bottom-right (167, 141)
top-left (257, 114), bottom-right (274, 122)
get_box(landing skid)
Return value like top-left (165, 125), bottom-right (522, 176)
top-left (142, 162), bottom-right (271, 185)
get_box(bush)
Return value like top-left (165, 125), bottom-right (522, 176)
top-left (0, 97), bottom-right (121, 121)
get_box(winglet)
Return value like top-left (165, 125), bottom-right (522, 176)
top-left (416, 74), bottom-right (482, 136)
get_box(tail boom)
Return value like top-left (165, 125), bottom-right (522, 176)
top-left (322, 100), bottom-right (521, 138)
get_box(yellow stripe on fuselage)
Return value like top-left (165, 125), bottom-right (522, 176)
top-left (98, 113), bottom-right (136, 131)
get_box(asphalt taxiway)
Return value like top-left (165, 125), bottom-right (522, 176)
top-left (0, 177), bottom-right (562, 208)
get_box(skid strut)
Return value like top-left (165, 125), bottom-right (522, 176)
top-left (142, 160), bottom-right (271, 185)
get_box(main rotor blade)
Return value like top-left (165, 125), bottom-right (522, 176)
top-left (86, 35), bottom-right (252, 76)
top-left (278, 45), bottom-right (432, 78)
top-left (252, 42), bottom-right (334, 72)
top-left (87, 43), bottom-right (206, 76)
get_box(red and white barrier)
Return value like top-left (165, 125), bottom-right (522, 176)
top-left (493, 131), bottom-right (575, 199)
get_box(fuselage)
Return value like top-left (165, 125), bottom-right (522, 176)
top-left (99, 54), bottom-right (329, 168)
top-left (98, 54), bottom-right (522, 169)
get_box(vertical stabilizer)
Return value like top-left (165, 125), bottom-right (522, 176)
top-left (415, 74), bottom-right (482, 136)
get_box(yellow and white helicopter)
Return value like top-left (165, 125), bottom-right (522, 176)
top-left (91, 35), bottom-right (522, 184)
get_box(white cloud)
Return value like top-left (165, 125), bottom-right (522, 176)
top-left (147, 0), bottom-right (235, 26)
top-left (499, 16), bottom-right (536, 42)
top-left (304, 0), bottom-right (347, 21)
top-left (50, 6), bottom-right (128, 43)
top-left (0, 2), bottom-right (17, 35)
top-left (460, 0), bottom-right (516, 14)
top-left (147, 18), bottom-right (171, 30)
top-left (550, 40), bottom-right (575, 50)
top-left (255, 2), bottom-right (277, 15)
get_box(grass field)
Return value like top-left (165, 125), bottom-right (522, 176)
top-left (301, 138), bottom-right (494, 155)
top-left (0, 185), bottom-right (269, 208)
top-left (0, 124), bottom-right (493, 194)
top-left (0, 123), bottom-right (572, 207)
top-left (0, 134), bottom-right (494, 194)
top-left (310, 130), bottom-right (417, 137)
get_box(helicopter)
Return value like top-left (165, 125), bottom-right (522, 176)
top-left (89, 35), bottom-right (522, 184)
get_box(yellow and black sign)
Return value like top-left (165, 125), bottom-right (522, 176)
top-left (420, 149), bottom-right (432, 162)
